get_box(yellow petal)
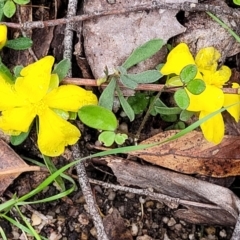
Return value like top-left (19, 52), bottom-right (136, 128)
top-left (38, 108), bottom-right (80, 156)
top-left (0, 75), bottom-right (26, 110)
top-left (224, 83), bottom-right (240, 122)
top-left (202, 65), bottom-right (231, 87)
top-left (45, 85), bottom-right (98, 112)
top-left (0, 105), bottom-right (35, 132)
top-left (186, 85), bottom-right (224, 112)
top-left (199, 111), bottom-right (224, 144)
top-left (161, 43), bottom-right (202, 79)
top-left (15, 56), bottom-right (54, 103)
top-left (0, 25), bottom-right (7, 49)
top-left (195, 47), bottom-right (220, 73)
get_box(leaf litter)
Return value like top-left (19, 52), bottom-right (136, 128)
top-left (1, 0), bottom-right (240, 239)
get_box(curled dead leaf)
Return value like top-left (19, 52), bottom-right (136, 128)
top-left (130, 130), bottom-right (240, 177)
top-left (0, 140), bottom-right (40, 196)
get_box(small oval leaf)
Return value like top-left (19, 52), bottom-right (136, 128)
top-left (98, 131), bottom-right (116, 147)
top-left (120, 74), bottom-right (138, 89)
top-left (6, 37), bottom-right (33, 50)
top-left (166, 76), bottom-right (183, 87)
top-left (180, 64), bottom-right (197, 84)
top-left (78, 105), bottom-right (118, 131)
top-left (126, 70), bottom-right (162, 84)
top-left (180, 110), bottom-right (195, 121)
top-left (99, 78), bottom-right (116, 110)
top-left (52, 59), bottom-right (71, 81)
top-left (174, 89), bottom-right (190, 110)
top-left (3, 0), bottom-right (16, 18)
top-left (186, 79), bottom-right (206, 95)
top-left (115, 133), bottom-right (128, 145)
top-left (154, 106), bottom-right (182, 115)
top-left (122, 39), bottom-right (165, 70)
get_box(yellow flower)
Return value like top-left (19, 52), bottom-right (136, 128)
top-left (0, 25), bottom-right (7, 50)
top-left (0, 56), bottom-right (98, 156)
top-left (161, 43), bottom-right (238, 144)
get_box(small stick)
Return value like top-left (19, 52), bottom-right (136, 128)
top-left (62, 77), bottom-right (240, 95)
top-left (0, 2), bottom-right (238, 30)
top-left (71, 144), bottom-right (109, 240)
top-left (63, 0), bottom-right (78, 77)
top-left (89, 178), bottom-right (222, 210)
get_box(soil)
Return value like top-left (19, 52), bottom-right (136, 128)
top-left (1, 0), bottom-right (240, 240)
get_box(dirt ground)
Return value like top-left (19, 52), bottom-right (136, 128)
top-left (1, 0), bottom-right (240, 239)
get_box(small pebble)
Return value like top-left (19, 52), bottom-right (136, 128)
top-left (125, 192), bottom-right (135, 199)
top-left (108, 190), bottom-right (116, 201)
top-left (219, 229), bottom-right (227, 238)
top-left (151, 222), bottom-right (159, 229)
top-left (118, 205), bottom-right (125, 216)
top-left (90, 227), bottom-right (97, 238)
top-left (136, 234), bottom-right (152, 240)
top-left (145, 201), bottom-right (154, 208)
top-left (156, 202), bottom-right (164, 209)
top-left (131, 223), bottom-right (139, 236)
top-left (181, 233), bottom-right (188, 239)
top-left (164, 233), bottom-right (171, 240)
top-left (205, 226), bottom-right (216, 236)
top-left (78, 213), bottom-right (89, 225)
top-left (31, 213), bottom-right (42, 226)
top-left (167, 217), bottom-right (176, 227)
top-left (189, 233), bottom-right (196, 240)
top-left (162, 216), bottom-right (169, 224)
top-left (174, 223), bottom-right (182, 231)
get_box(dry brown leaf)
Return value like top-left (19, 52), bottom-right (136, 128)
top-left (83, 0), bottom-right (197, 78)
top-left (105, 157), bottom-right (240, 226)
top-left (0, 140), bottom-right (40, 196)
top-left (130, 130), bottom-right (240, 177)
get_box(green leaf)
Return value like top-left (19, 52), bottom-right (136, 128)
top-left (186, 79), bottom-right (206, 95)
top-left (13, 0), bottom-right (30, 4)
top-left (150, 98), bottom-right (166, 116)
top-left (0, 60), bottom-right (14, 83)
top-left (180, 110), bottom-right (194, 121)
top-left (161, 114), bottom-right (178, 122)
top-left (233, 0), bottom-right (240, 5)
top-left (98, 131), bottom-right (115, 147)
top-left (99, 78), bottom-right (116, 110)
top-left (174, 89), bottom-right (190, 110)
top-left (52, 59), bottom-right (71, 81)
top-left (120, 74), bottom-right (138, 89)
top-left (154, 106), bottom-right (182, 115)
top-left (165, 121), bottom-right (185, 130)
top-left (6, 37), bottom-right (33, 50)
top-left (166, 76), bottom-right (183, 87)
top-left (127, 92), bottom-right (149, 114)
top-left (3, 0), bottom-right (16, 18)
top-left (116, 85), bottom-right (135, 121)
top-left (48, 74), bottom-right (59, 92)
top-left (10, 131), bottom-right (29, 145)
top-left (13, 65), bottom-right (23, 78)
top-left (69, 112), bottom-right (77, 120)
top-left (78, 105), bottom-right (118, 131)
top-left (122, 39), bottom-right (165, 70)
top-left (180, 64), bottom-right (197, 84)
top-left (114, 133), bottom-right (128, 145)
top-left (0, 1), bottom-right (4, 21)
top-left (125, 70), bottom-right (162, 84)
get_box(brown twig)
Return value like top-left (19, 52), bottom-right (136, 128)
top-left (89, 178), bottom-right (222, 210)
top-left (63, 0), bottom-right (78, 77)
top-left (0, 2), bottom-right (239, 30)
top-left (62, 77), bottom-right (240, 95)
top-left (71, 144), bottom-right (109, 240)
